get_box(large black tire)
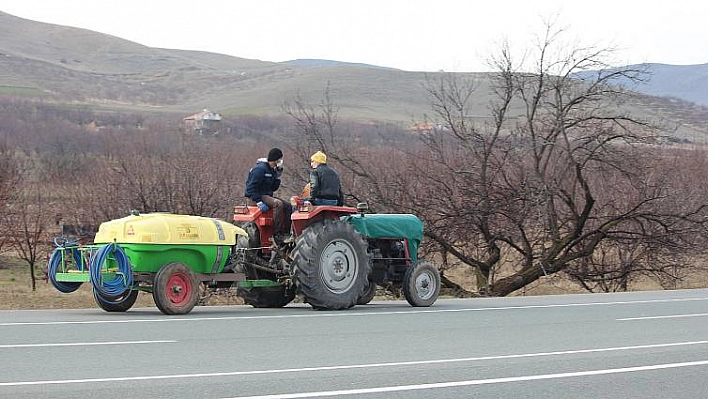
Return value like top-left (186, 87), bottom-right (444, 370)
top-left (291, 220), bottom-right (372, 310)
top-left (153, 262), bottom-right (199, 315)
top-left (238, 284), bottom-right (296, 308)
top-left (402, 260), bottom-right (441, 307)
top-left (357, 280), bottom-right (377, 305)
top-left (235, 221), bottom-right (295, 307)
top-left (93, 289), bottom-right (139, 312)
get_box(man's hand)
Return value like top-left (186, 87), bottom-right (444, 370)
top-left (256, 201), bottom-right (269, 211)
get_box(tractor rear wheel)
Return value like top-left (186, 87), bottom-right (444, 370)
top-left (403, 260), bottom-right (440, 307)
top-left (153, 262), bottom-right (199, 315)
top-left (291, 220), bottom-right (371, 310)
top-left (93, 289), bottom-right (139, 312)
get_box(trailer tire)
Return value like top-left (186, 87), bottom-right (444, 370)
top-left (93, 289), bottom-right (139, 312)
top-left (403, 260), bottom-right (440, 307)
top-left (291, 220), bottom-right (371, 310)
top-left (238, 285), bottom-right (295, 308)
top-left (153, 262), bottom-right (199, 315)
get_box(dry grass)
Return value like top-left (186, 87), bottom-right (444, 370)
top-left (0, 256), bottom-right (146, 310)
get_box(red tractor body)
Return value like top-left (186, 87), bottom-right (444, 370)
top-left (233, 197), bottom-right (359, 247)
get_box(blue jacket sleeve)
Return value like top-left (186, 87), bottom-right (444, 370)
top-left (245, 167), bottom-right (265, 202)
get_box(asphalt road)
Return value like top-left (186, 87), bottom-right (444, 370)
top-left (1, 289), bottom-right (707, 399)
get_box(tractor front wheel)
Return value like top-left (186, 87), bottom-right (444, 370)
top-left (238, 284), bottom-right (296, 308)
top-left (236, 221), bottom-right (262, 265)
top-left (357, 280), bottom-right (377, 305)
top-left (153, 262), bottom-right (199, 315)
top-left (402, 261), bottom-right (440, 307)
top-left (291, 220), bottom-right (371, 310)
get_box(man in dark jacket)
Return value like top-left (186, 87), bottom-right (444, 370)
top-left (306, 151), bottom-right (344, 206)
top-left (244, 148), bottom-right (291, 240)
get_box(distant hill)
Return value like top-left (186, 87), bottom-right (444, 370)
top-left (282, 59), bottom-right (396, 71)
top-left (640, 63), bottom-right (708, 106)
top-left (574, 63), bottom-right (708, 107)
top-left (1, 10), bottom-right (707, 134)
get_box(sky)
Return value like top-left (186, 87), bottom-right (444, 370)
top-left (2, 0), bottom-right (708, 72)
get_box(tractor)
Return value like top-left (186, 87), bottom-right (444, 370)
top-left (46, 199), bottom-right (440, 315)
top-left (232, 197), bottom-right (441, 309)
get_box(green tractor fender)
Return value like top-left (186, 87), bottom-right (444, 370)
top-left (342, 213), bottom-right (423, 262)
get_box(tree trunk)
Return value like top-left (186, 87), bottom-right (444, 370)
top-left (490, 265), bottom-right (547, 296)
top-left (30, 262), bottom-right (36, 291)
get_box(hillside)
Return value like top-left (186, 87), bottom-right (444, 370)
top-left (0, 11), bottom-right (440, 122)
top-left (1, 10), bottom-right (708, 132)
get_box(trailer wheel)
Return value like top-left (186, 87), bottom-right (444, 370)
top-left (93, 289), bottom-right (139, 312)
top-left (357, 280), bottom-right (377, 305)
top-left (403, 260), bottom-right (440, 307)
top-left (291, 220), bottom-right (372, 310)
top-left (238, 285), bottom-right (296, 308)
top-left (153, 262), bottom-right (199, 315)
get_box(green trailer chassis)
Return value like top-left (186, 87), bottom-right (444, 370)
top-left (50, 244), bottom-right (281, 293)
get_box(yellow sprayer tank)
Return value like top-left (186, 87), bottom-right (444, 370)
top-left (94, 213), bottom-right (247, 274)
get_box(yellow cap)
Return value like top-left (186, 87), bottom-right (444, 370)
top-left (310, 151), bottom-right (327, 164)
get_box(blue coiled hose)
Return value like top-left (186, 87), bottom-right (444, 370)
top-left (90, 243), bottom-right (133, 298)
top-left (47, 243), bottom-right (84, 293)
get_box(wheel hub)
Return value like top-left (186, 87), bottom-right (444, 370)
top-left (415, 272), bottom-right (435, 300)
top-left (320, 240), bottom-right (358, 293)
top-left (166, 273), bottom-right (191, 305)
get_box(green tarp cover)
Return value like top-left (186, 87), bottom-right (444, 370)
top-left (343, 214), bottom-right (423, 262)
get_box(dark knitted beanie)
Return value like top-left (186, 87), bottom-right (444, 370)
top-left (267, 148), bottom-right (283, 162)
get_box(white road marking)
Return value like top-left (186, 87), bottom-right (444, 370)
top-left (618, 312), bottom-right (708, 321)
top-left (1, 296), bottom-right (707, 327)
top-left (0, 340), bottom-right (175, 349)
top-left (220, 360), bottom-right (708, 399)
top-left (0, 340), bottom-right (706, 387)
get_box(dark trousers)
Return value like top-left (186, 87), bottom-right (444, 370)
top-left (260, 195), bottom-right (292, 235)
top-left (312, 198), bottom-right (339, 206)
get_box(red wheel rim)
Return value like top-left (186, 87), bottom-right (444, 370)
top-left (166, 272), bottom-right (192, 306)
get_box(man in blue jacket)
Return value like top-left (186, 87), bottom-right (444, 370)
top-left (244, 148), bottom-right (291, 241)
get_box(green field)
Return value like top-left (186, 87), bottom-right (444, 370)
top-left (0, 85), bottom-right (44, 97)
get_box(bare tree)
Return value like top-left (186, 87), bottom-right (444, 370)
top-left (59, 130), bottom-right (249, 225)
top-left (282, 85), bottom-right (343, 191)
top-left (422, 23), bottom-right (708, 295)
top-left (283, 86), bottom-right (422, 208)
top-left (4, 182), bottom-right (52, 291)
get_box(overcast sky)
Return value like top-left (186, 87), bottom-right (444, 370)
top-left (3, 0), bottom-right (707, 72)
